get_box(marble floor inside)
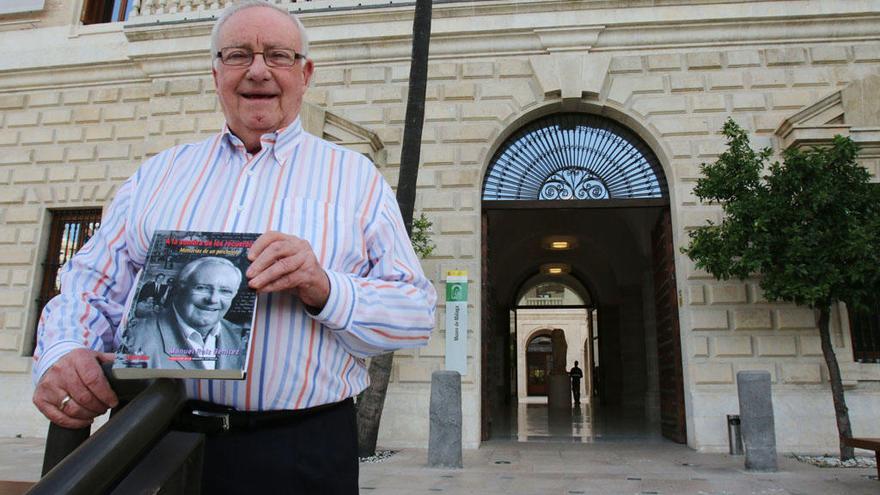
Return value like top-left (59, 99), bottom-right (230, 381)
top-left (491, 400), bottom-right (666, 444)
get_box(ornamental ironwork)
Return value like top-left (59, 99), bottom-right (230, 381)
top-left (482, 113), bottom-right (667, 201)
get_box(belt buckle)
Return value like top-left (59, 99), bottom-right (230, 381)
top-left (192, 409), bottom-right (231, 432)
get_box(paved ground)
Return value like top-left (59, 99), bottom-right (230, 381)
top-left (3, 436), bottom-right (877, 494)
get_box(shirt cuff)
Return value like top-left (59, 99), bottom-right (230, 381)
top-left (33, 340), bottom-right (88, 386)
top-left (308, 269), bottom-right (357, 331)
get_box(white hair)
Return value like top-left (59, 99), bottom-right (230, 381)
top-left (210, 1), bottom-right (310, 61)
top-left (177, 256), bottom-right (243, 288)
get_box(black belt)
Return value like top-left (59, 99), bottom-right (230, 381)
top-left (173, 398), bottom-right (350, 435)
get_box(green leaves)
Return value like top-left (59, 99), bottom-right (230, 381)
top-left (410, 212), bottom-right (436, 259)
top-left (683, 118), bottom-right (880, 310)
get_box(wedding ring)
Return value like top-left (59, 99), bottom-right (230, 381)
top-left (59, 395), bottom-right (72, 412)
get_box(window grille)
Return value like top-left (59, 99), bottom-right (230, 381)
top-left (483, 113), bottom-right (667, 201)
top-left (849, 300), bottom-right (880, 362)
top-left (31, 209), bottom-right (102, 354)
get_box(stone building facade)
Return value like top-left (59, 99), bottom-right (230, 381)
top-left (0, 0), bottom-right (879, 452)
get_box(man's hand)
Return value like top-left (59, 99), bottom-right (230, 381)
top-left (33, 349), bottom-right (118, 429)
top-left (247, 231), bottom-right (331, 310)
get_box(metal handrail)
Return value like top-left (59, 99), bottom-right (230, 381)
top-left (28, 375), bottom-right (187, 495)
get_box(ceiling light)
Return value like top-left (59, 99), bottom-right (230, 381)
top-left (550, 241), bottom-right (569, 249)
top-left (548, 267), bottom-right (563, 274)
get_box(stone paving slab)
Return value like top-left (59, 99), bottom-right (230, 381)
top-left (2, 437), bottom-right (877, 494)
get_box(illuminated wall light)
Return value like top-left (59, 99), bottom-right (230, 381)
top-left (550, 241), bottom-right (569, 249)
top-left (548, 267), bottom-right (563, 274)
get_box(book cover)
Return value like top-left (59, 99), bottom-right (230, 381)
top-left (113, 230), bottom-right (260, 380)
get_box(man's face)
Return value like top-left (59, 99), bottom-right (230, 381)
top-left (212, 7), bottom-right (314, 142)
top-left (175, 263), bottom-right (240, 331)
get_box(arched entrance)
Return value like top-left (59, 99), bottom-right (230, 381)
top-left (481, 112), bottom-right (685, 444)
top-left (525, 332), bottom-right (554, 396)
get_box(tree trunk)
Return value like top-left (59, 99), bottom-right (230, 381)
top-left (355, 0), bottom-right (433, 458)
top-left (817, 305), bottom-right (854, 460)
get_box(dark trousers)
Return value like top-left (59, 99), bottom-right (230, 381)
top-left (571, 381), bottom-right (581, 403)
top-left (199, 399), bottom-right (358, 495)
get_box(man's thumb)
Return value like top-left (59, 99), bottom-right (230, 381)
top-left (97, 352), bottom-right (117, 364)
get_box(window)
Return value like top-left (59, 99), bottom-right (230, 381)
top-left (81, 0), bottom-right (133, 24)
top-left (31, 209), bottom-right (102, 354)
top-left (849, 301), bottom-right (880, 363)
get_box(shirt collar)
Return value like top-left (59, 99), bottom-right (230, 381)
top-left (221, 117), bottom-right (304, 165)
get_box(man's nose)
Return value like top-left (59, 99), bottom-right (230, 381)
top-left (246, 53), bottom-right (272, 80)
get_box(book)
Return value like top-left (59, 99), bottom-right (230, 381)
top-left (113, 230), bottom-right (260, 380)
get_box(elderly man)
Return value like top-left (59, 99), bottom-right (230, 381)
top-left (31, 1), bottom-right (436, 493)
top-left (120, 257), bottom-right (248, 371)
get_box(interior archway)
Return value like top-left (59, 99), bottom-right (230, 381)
top-left (481, 110), bottom-right (685, 444)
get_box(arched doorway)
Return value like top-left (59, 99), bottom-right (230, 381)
top-left (525, 332), bottom-right (554, 396)
top-left (481, 112), bottom-right (685, 444)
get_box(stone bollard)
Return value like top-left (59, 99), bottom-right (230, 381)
top-left (428, 370), bottom-right (463, 468)
top-left (736, 370), bottom-right (777, 471)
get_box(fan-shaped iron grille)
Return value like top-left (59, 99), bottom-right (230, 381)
top-left (483, 114), bottom-right (667, 201)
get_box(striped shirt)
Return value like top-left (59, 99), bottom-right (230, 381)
top-left (33, 118), bottom-right (437, 411)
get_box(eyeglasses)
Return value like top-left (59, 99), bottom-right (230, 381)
top-left (216, 47), bottom-right (306, 68)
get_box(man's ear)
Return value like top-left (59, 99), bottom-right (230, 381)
top-left (302, 59), bottom-right (315, 88)
top-left (212, 64), bottom-right (219, 91)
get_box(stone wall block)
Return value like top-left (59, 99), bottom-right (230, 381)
top-left (632, 95), bottom-right (687, 116)
top-left (103, 105), bottom-right (137, 122)
top-left (708, 72), bottom-right (745, 90)
top-left (687, 52), bottom-right (723, 69)
top-left (691, 309), bottom-right (729, 330)
top-left (691, 93), bottom-right (726, 113)
top-left (6, 111), bottom-right (39, 128)
top-left (810, 46), bottom-right (849, 64)
top-left (164, 118), bottom-right (197, 134)
top-left (438, 215), bottom-right (476, 234)
top-left (314, 68), bottom-right (345, 86)
top-left (462, 62), bottom-right (494, 79)
top-left (40, 109), bottom-right (72, 125)
top-left (421, 145), bottom-right (455, 165)
top-left (350, 67), bottom-right (387, 84)
top-left (438, 169), bottom-right (479, 188)
top-left (775, 308), bottom-right (816, 329)
top-left (749, 69), bottom-right (788, 88)
top-left (167, 79), bottom-right (201, 95)
top-left (63, 89), bottom-right (90, 105)
top-left (781, 363), bottom-right (822, 384)
top-left (852, 44), bottom-right (880, 62)
top-left (498, 59), bottom-right (532, 77)
top-left (67, 144), bottom-right (96, 162)
top-left (766, 48), bottom-right (806, 66)
top-left (715, 336), bottom-right (753, 357)
top-left (670, 74), bottom-right (705, 92)
top-left (115, 122), bottom-right (146, 140)
top-left (609, 55), bottom-right (643, 73)
top-left (428, 63), bottom-right (458, 80)
top-left (653, 117), bottom-right (710, 136)
top-left (150, 98), bottom-right (183, 115)
top-left (78, 163), bottom-right (107, 181)
top-left (4, 310), bottom-right (23, 329)
top-left (0, 248), bottom-right (32, 264)
top-left (0, 333), bottom-right (18, 351)
top-left (799, 335), bottom-right (822, 356)
top-left (419, 191), bottom-right (456, 211)
top-left (27, 91), bottom-right (60, 107)
top-left (20, 128), bottom-right (54, 145)
top-left (440, 124), bottom-right (495, 143)
top-left (756, 336), bottom-right (797, 356)
top-left (647, 53), bottom-right (681, 71)
top-left (371, 86), bottom-right (404, 103)
top-left (734, 363), bottom-right (776, 382)
top-left (91, 88), bottom-right (119, 103)
top-left (443, 83), bottom-right (476, 100)
top-left (4, 206), bottom-right (39, 224)
top-left (754, 113), bottom-right (788, 133)
top-left (48, 167), bottom-right (76, 183)
top-left (121, 86), bottom-right (152, 102)
top-left (0, 228), bottom-right (16, 243)
top-left (695, 139), bottom-right (727, 157)
top-left (0, 289), bottom-right (26, 307)
top-left (733, 309), bottom-right (772, 330)
top-left (0, 187), bottom-right (24, 204)
top-left (731, 93), bottom-right (766, 111)
top-left (73, 107), bottom-right (101, 123)
top-left (461, 102), bottom-right (514, 122)
top-left (0, 95), bottom-right (26, 110)
top-left (13, 167), bottom-right (45, 184)
top-left (85, 126), bottom-right (113, 141)
top-left (331, 87), bottom-right (368, 105)
top-left (0, 130), bottom-right (18, 146)
top-left (34, 148), bottom-right (64, 163)
top-left (692, 362), bottom-right (734, 384)
top-left (791, 69), bottom-right (832, 87)
top-left (691, 336), bottom-right (709, 357)
top-left (709, 284), bottom-right (747, 304)
top-left (726, 50), bottom-right (761, 67)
